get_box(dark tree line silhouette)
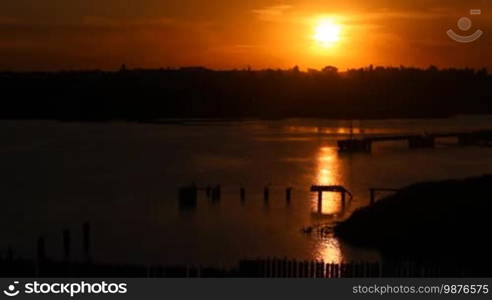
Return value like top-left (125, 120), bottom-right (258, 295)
top-left (1, 65), bottom-right (491, 121)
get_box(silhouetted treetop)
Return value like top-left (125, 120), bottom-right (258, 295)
top-left (0, 66), bottom-right (490, 120)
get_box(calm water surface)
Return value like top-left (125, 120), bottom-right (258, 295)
top-left (2, 117), bottom-right (492, 266)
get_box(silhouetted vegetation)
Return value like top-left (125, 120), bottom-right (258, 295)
top-left (1, 65), bottom-right (491, 120)
top-left (335, 174), bottom-right (492, 269)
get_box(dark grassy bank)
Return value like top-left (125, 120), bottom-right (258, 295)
top-left (335, 175), bottom-right (492, 262)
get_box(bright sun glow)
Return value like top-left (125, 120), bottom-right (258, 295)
top-left (313, 18), bottom-right (341, 48)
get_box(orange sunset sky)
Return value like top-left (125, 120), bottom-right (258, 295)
top-left (0, 0), bottom-right (491, 71)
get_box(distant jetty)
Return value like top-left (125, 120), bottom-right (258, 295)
top-left (335, 175), bottom-right (492, 263)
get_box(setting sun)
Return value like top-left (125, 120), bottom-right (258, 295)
top-left (313, 18), bottom-right (342, 48)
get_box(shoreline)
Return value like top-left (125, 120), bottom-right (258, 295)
top-left (334, 174), bottom-right (492, 262)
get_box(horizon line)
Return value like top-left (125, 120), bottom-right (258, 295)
top-left (0, 64), bottom-right (489, 73)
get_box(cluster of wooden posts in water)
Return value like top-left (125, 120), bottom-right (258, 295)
top-left (338, 130), bottom-right (492, 153)
top-left (178, 184), bottom-right (295, 210)
top-left (0, 222), bottom-right (94, 277)
top-left (22, 222), bottom-right (92, 265)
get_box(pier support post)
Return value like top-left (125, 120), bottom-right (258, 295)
top-left (317, 191), bottom-right (323, 213)
top-left (240, 187), bottom-right (245, 204)
top-left (286, 187), bottom-right (292, 204)
top-left (264, 186), bottom-right (270, 204)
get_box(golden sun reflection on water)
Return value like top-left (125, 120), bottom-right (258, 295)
top-left (312, 146), bottom-right (345, 264)
top-left (312, 146), bottom-right (343, 215)
top-left (317, 237), bottom-right (343, 264)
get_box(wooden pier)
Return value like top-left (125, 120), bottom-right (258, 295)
top-left (310, 185), bottom-right (352, 213)
top-left (338, 130), bottom-right (492, 153)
